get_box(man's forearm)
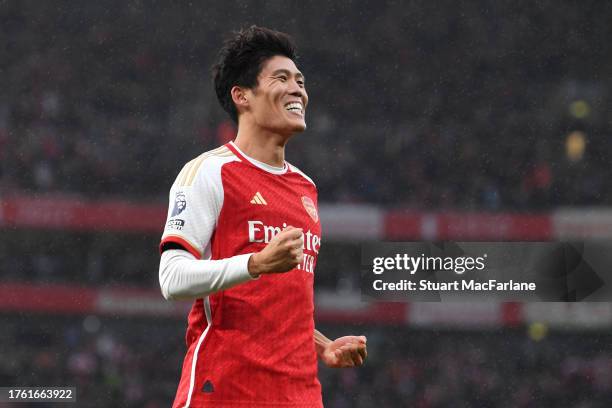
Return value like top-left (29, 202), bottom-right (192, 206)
top-left (314, 329), bottom-right (331, 357)
top-left (159, 249), bottom-right (256, 300)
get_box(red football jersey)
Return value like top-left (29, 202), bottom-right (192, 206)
top-left (160, 142), bottom-right (323, 408)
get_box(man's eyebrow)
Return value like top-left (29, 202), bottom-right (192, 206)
top-left (271, 69), bottom-right (305, 80)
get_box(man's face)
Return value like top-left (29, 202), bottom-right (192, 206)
top-left (246, 55), bottom-right (308, 135)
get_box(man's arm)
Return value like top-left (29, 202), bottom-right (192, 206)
top-left (160, 226), bottom-right (304, 300)
top-left (314, 329), bottom-right (367, 368)
top-left (159, 249), bottom-right (254, 300)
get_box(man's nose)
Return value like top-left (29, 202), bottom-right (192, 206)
top-left (288, 80), bottom-right (304, 96)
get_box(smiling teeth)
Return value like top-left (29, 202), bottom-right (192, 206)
top-left (285, 102), bottom-right (303, 112)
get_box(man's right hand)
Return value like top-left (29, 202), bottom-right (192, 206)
top-left (248, 226), bottom-right (304, 277)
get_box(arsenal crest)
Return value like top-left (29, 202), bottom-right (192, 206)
top-left (301, 196), bottom-right (318, 222)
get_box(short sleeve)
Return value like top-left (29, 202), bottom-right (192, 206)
top-left (160, 158), bottom-right (224, 259)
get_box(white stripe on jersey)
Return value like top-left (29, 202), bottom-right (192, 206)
top-left (184, 296), bottom-right (213, 408)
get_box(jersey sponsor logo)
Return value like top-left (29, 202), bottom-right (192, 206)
top-left (301, 196), bottom-right (318, 222)
top-left (166, 218), bottom-right (185, 230)
top-left (171, 191), bottom-right (187, 216)
top-left (250, 191), bottom-right (268, 205)
top-left (247, 220), bottom-right (320, 273)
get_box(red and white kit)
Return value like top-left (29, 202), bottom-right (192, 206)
top-left (160, 142), bottom-right (323, 408)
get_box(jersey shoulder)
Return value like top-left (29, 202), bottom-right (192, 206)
top-left (174, 145), bottom-right (240, 187)
top-left (287, 162), bottom-right (316, 187)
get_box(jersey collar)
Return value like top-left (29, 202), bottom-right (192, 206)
top-left (227, 141), bottom-right (289, 175)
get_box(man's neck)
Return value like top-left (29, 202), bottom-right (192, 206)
top-left (233, 124), bottom-right (290, 168)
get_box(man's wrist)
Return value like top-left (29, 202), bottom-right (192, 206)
top-left (248, 253), bottom-right (262, 277)
top-left (314, 329), bottom-right (331, 356)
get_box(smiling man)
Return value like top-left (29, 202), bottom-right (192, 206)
top-left (158, 26), bottom-right (367, 408)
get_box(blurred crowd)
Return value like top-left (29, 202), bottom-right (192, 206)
top-left (0, 315), bottom-right (182, 408)
top-left (1, 315), bottom-right (611, 408)
top-left (322, 327), bottom-right (612, 408)
top-left (1, 0), bottom-right (612, 209)
top-left (0, 230), bottom-right (157, 286)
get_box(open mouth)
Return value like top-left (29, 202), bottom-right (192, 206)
top-left (284, 102), bottom-right (304, 116)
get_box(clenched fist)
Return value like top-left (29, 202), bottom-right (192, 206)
top-left (248, 226), bottom-right (303, 277)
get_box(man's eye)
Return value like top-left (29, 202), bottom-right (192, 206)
top-left (278, 76), bottom-right (287, 82)
top-left (297, 80), bottom-right (305, 86)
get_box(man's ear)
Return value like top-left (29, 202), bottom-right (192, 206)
top-left (231, 86), bottom-right (249, 112)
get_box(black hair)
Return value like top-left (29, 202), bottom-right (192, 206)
top-left (212, 25), bottom-right (298, 123)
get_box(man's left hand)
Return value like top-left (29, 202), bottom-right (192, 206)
top-left (320, 335), bottom-right (367, 368)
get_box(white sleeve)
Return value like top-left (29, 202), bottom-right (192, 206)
top-left (159, 249), bottom-right (256, 300)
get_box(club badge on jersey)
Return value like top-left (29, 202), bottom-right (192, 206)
top-left (302, 196), bottom-right (318, 222)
